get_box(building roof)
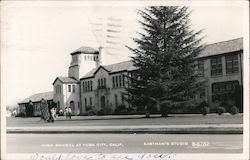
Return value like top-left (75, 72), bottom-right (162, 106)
top-left (52, 77), bottom-right (78, 85)
top-left (197, 38), bottom-right (243, 58)
top-left (19, 91), bottom-right (53, 104)
top-left (81, 38), bottom-right (243, 79)
top-left (81, 60), bottom-right (137, 79)
top-left (71, 46), bottom-right (99, 55)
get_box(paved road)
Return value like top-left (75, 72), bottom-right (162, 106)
top-left (7, 134), bottom-right (242, 153)
top-left (7, 114), bottom-right (243, 127)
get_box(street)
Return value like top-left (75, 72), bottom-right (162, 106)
top-left (7, 134), bottom-right (242, 153)
top-left (6, 114), bottom-right (243, 127)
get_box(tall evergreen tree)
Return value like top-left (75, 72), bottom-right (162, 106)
top-left (127, 6), bottom-right (204, 115)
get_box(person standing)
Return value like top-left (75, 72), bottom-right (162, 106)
top-left (48, 102), bottom-right (56, 123)
top-left (65, 106), bottom-right (72, 120)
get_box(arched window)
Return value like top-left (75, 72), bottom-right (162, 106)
top-left (72, 85), bottom-right (75, 93)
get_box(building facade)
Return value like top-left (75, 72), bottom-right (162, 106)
top-left (18, 91), bottom-right (53, 116)
top-left (194, 38), bottom-right (243, 111)
top-left (19, 38), bottom-right (243, 116)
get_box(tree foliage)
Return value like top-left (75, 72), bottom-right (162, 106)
top-left (126, 6), bottom-right (204, 110)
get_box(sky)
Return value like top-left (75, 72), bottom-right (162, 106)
top-left (1, 1), bottom-right (248, 106)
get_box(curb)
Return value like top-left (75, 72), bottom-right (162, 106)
top-left (7, 127), bottom-right (243, 134)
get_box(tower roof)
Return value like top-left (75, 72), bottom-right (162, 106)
top-left (71, 46), bottom-right (99, 55)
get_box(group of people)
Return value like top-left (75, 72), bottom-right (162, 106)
top-left (59, 107), bottom-right (72, 120)
top-left (40, 99), bottom-right (72, 123)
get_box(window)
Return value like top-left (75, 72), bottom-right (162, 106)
top-left (199, 88), bottom-right (205, 99)
top-left (121, 93), bottom-right (125, 105)
top-left (212, 81), bottom-right (239, 102)
top-left (104, 78), bottom-right (106, 88)
top-left (90, 97), bottom-right (92, 106)
top-left (226, 54), bottom-right (239, 74)
top-left (211, 57), bottom-right (222, 76)
top-left (82, 82), bottom-right (85, 92)
top-left (198, 60), bottom-right (204, 77)
top-left (116, 76), bottom-right (118, 88)
top-left (122, 75), bottom-right (125, 87)
top-left (101, 79), bottom-right (103, 88)
top-left (115, 94), bottom-right (118, 107)
top-left (90, 81), bottom-right (93, 91)
top-left (112, 77), bottom-right (115, 88)
top-left (87, 81), bottom-right (90, 91)
top-left (68, 85), bottom-right (71, 92)
top-left (98, 79), bottom-right (100, 88)
top-left (85, 81), bottom-right (87, 92)
top-left (119, 75), bottom-right (122, 87)
top-left (72, 85), bottom-right (75, 93)
top-left (84, 98), bottom-right (87, 107)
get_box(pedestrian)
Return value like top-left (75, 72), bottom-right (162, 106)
top-left (40, 99), bottom-right (49, 122)
top-left (59, 109), bottom-right (63, 116)
top-left (65, 106), bottom-right (72, 120)
top-left (48, 102), bottom-right (56, 123)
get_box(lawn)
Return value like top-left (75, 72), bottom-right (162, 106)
top-left (6, 113), bottom-right (243, 127)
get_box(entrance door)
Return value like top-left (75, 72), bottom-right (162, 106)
top-left (70, 101), bottom-right (75, 115)
top-left (101, 96), bottom-right (105, 108)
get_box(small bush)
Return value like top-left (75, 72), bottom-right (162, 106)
top-left (160, 103), bottom-right (170, 117)
top-left (114, 104), bottom-right (126, 114)
top-left (147, 105), bottom-right (159, 114)
top-left (201, 106), bottom-right (209, 116)
top-left (97, 107), bottom-right (113, 115)
top-left (86, 109), bottom-right (97, 116)
top-left (230, 106), bottom-right (239, 115)
top-left (16, 112), bottom-right (25, 117)
top-left (217, 107), bottom-right (226, 115)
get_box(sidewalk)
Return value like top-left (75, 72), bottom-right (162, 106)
top-left (7, 124), bottom-right (243, 134)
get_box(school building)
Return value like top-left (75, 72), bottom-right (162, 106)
top-left (18, 38), bottom-right (243, 116)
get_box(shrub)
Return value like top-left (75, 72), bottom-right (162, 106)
top-left (201, 106), bottom-right (209, 116)
top-left (86, 109), bottom-right (97, 116)
top-left (114, 104), bottom-right (126, 114)
top-left (86, 105), bottom-right (94, 111)
top-left (217, 107), bottom-right (226, 115)
top-left (16, 112), bottom-right (25, 117)
top-left (160, 103), bottom-right (170, 117)
top-left (97, 107), bottom-right (113, 115)
top-left (230, 106), bottom-right (239, 115)
top-left (147, 105), bottom-right (158, 114)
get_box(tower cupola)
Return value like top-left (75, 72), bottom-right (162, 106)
top-left (68, 46), bottom-right (99, 80)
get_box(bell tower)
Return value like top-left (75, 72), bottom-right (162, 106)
top-left (68, 46), bottom-right (100, 80)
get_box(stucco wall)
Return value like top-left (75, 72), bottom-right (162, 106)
top-left (197, 52), bottom-right (243, 106)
